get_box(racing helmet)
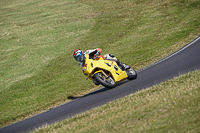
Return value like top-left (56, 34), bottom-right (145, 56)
top-left (73, 49), bottom-right (84, 62)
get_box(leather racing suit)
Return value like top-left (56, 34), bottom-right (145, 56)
top-left (84, 48), bottom-right (130, 70)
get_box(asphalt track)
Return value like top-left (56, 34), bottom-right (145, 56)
top-left (1, 36), bottom-right (200, 133)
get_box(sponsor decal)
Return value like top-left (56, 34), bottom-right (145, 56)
top-left (82, 68), bottom-right (86, 73)
top-left (111, 61), bottom-right (113, 66)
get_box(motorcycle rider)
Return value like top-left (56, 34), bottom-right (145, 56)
top-left (73, 48), bottom-right (130, 70)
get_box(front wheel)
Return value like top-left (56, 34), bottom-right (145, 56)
top-left (126, 67), bottom-right (137, 80)
top-left (94, 72), bottom-right (116, 88)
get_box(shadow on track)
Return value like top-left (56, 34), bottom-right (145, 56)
top-left (67, 80), bottom-right (130, 100)
top-left (67, 87), bottom-right (110, 100)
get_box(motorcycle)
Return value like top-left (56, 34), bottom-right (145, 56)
top-left (81, 54), bottom-right (137, 88)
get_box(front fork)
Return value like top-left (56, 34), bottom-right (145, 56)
top-left (100, 69), bottom-right (108, 79)
top-left (93, 69), bottom-right (109, 79)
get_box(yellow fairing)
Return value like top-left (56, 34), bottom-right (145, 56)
top-left (82, 54), bottom-right (128, 84)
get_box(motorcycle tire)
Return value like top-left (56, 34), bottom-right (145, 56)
top-left (94, 72), bottom-right (116, 88)
top-left (126, 67), bottom-right (137, 80)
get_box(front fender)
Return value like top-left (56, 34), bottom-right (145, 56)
top-left (93, 70), bottom-right (102, 75)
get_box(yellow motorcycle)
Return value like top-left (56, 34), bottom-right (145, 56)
top-left (81, 54), bottom-right (137, 88)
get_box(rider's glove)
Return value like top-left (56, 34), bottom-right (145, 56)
top-left (93, 51), bottom-right (101, 60)
top-left (93, 56), bottom-right (98, 60)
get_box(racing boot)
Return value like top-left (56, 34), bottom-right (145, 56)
top-left (116, 60), bottom-right (130, 70)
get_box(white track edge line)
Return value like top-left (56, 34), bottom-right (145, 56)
top-left (138, 36), bottom-right (200, 73)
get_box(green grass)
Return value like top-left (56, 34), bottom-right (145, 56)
top-left (34, 70), bottom-right (200, 133)
top-left (0, 0), bottom-right (200, 128)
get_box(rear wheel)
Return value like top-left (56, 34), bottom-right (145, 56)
top-left (94, 72), bottom-right (116, 88)
top-left (126, 67), bottom-right (137, 80)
